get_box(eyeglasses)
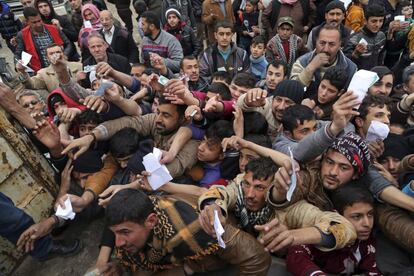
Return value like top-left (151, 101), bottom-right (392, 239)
top-left (22, 100), bottom-right (39, 108)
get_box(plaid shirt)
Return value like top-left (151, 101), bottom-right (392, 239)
top-left (33, 28), bottom-right (54, 68)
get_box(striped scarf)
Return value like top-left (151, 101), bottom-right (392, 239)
top-left (274, 34), bottom-right (297, 67)
top-left (234, 183), bottom-right (272, 230)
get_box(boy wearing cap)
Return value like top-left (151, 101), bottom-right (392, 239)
top-left (307, 0), bottom-right (352, 51)
top-left (266, 16), bottom-right (304, 70)
top-left (344, 4), bottom-right (386, 70)
top-left (163, 7), bottom-right (202, 57)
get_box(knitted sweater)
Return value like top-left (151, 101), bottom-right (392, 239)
top-left (249, 55), bottom-right (268, 81)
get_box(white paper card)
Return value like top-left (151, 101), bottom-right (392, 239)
top-left (339, 0), bottom-right (352, 11)
top-left (21, 51), bottom-right (32, 66)
top-left (214, 210), bottom-right (226, 248)
top-left (395, 15), bottom-right (405, 22)
top-left (359, 38), bottom-right (368, 46)
top-left (366, 121), bottom-right (390, 142)
top-left (143, 148), bottom-right (173, 190)
top-left (84, 20), bottom-right (92, 28)
top-left (286, 147), bottom-right (297, 202)
top-left (348, 70), bottom-right (379, 108)
top-left (55, 197), bottom-right (76, 220)
top-left (95, 80), bottom-right (113, 96)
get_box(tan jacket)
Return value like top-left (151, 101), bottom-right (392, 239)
top-left (202, 0), bottom-right (235, 43)
top-left (84, 155), bottom-right (118, 197)
top-left (237, 93), bottom-right (280, 140)
top-left (96, 114), bottom-right (199, 178)
top-left (22, 61), bottom-right (83, 93)
top-left (198, 173), bottom-right (357, 251)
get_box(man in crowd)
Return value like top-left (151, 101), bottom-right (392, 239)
top-left (199, 20), bottom-right (250, 81)
top-left (16, 44), bottom-right (83, 93)
top-left (140, 11), bottom-right (184, 74)
top-left (15, 7), bottom-right (74, 72)
top-left (99, 10), bottom-right (139, 64)
top-left (291, 24), bottom-right (357, 97)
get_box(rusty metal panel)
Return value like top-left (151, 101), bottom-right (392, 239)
top-left (0, 106), bottom-right (59, 275)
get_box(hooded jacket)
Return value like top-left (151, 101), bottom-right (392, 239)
top-left (0, 1), bottom-right (21, 40)
top-left (46, 88), bottom-right (86, 123)
top-left (164, 21), bottom-right (202, 56)
top-left (35, 0), bottom-right (78, 42)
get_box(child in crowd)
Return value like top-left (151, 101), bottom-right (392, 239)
top-left (302, 67), bottom-right (348, 120)
top-left (249, 35), bottom-right (268, 81)
top-left (265, 17), bottom-right (304, 71)
top-left (345, 0), bottom-right (369, 32)
top-left (163, 7), bottom-right (202, 57)
top-left (211, 71), bottom-right (232, 86)
top-left (133, 0), bottom-right (147, 39)
top-left (235, 0), bottom-right (260, 54)
top-left (286, 183), bottom-right (380, 275)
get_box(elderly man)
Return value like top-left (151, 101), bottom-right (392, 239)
top-left (16, 89), bottom-right (48, 114)
top-left (290, 24), bottom-right (357, 98)
top-left (99, 10), bottom-right (139, 63)
top-left (16, 44), bottom-right (82, 93)
top-left (14, 7), bottom-right (74, 72)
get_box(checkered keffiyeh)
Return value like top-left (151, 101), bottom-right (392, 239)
top-left (329, 132), bottom-right (371, 177)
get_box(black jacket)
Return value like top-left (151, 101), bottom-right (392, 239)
top-left (0, 1), bottom-right (21, 40)
top-left (82, 52), bottom-right (131, 88)
top-left (164, 22), bottom-right (202, 57)
top-left (100, 26), bottom-right (139, 63)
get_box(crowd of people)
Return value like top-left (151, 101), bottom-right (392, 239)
top-left (1, 0), bottom-right (414, 274)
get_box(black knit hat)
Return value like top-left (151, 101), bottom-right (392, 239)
top-left (329, 132), bottom-right (371, 177)
top-left (379, 133), bottom-right (410, 161)
top-left (325, 0), bottom-right (345, 13)
top-left (72, 149), bottom-right (104, 173)
top-left (270, 80), bottom-right (304, 104)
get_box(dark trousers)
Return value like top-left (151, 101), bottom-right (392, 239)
top-left (0, 192), bottom-right (52, 259)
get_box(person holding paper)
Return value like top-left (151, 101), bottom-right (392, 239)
top-left (16, 44), bottom-right (83, 93)
top-left (14, 7), bottom-right (74, 72)
top-left (105, 188), bottom-right (271, 275)
top-left (343, 4), bottom-right (386, 70)
top-left (291, 24), bottom-right (357, 98)
top-left (0, 192), bottom-right (81, 261)
top-left (354, 94), bottom-right (391, 159)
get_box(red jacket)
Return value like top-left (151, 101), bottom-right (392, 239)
top-left (21, 24), bottom-right (63, 72)
top-left (47, 88), bottom-right (86, 123)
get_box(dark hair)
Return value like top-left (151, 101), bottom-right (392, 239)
top-left (76, 109), bottom-right (102, 126)
top-left (282, 105), bottom-right (316, 132)
top-left (158, 96), bottom-right (187, 120)
top-left (244, 134), bottom-right (272, 148)
top-left (207, 82), bottom-right (232, 100)
top-left (321, 67), bottom-right (348, 92)
top-left (23, 6), bottom-right (39, 18)
top-left (141, 11), bottom-right (160, 29)
top-left (45, 43), bottom-right (62, 52)
top-left (110, 128), bottom-right (142, 158)
top-left (267, 60), bottom-right (288, 77)
top-left (370, 66), bottom-right (393, 82)
top-left (180, 55), bottom-right (198, 68)
top-left (106, 189), bottom-right (154, 226)
top-left (243, 112), bottom-right (268, 135)
top-left (357, 94), bottom-right (391, 119)
top-left (330, 182), bottom-right (374, 214)
top-left (364, 4), bottom-right (386, 19)
top-left (403, 65), bottom-right (414, 85)
top-left (232, 73), bottom-right (256, 89)
top-left (205, 120), bottom-right (234, 145)
top-left (400, 0), bottom-right (411, 8)
top-left (214, 20), bottom-right (234, 32)
top-left (246, 0), bottom-right (259, 5)
top-left (251, 35), bottom-right (266, 46)
top-left (134, 0), bottom-right (147, 15)
top-left (131, 63), bottom-right (146, 68)
top-left (212, 71), bottom-right (232, 85)
top-left (245, 156), bottom-right (278, 180)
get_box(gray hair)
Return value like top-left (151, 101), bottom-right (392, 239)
top-left (16, 89), bottom-right (43, 104)
top-left (403, 65), bottom-right (414, 85)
